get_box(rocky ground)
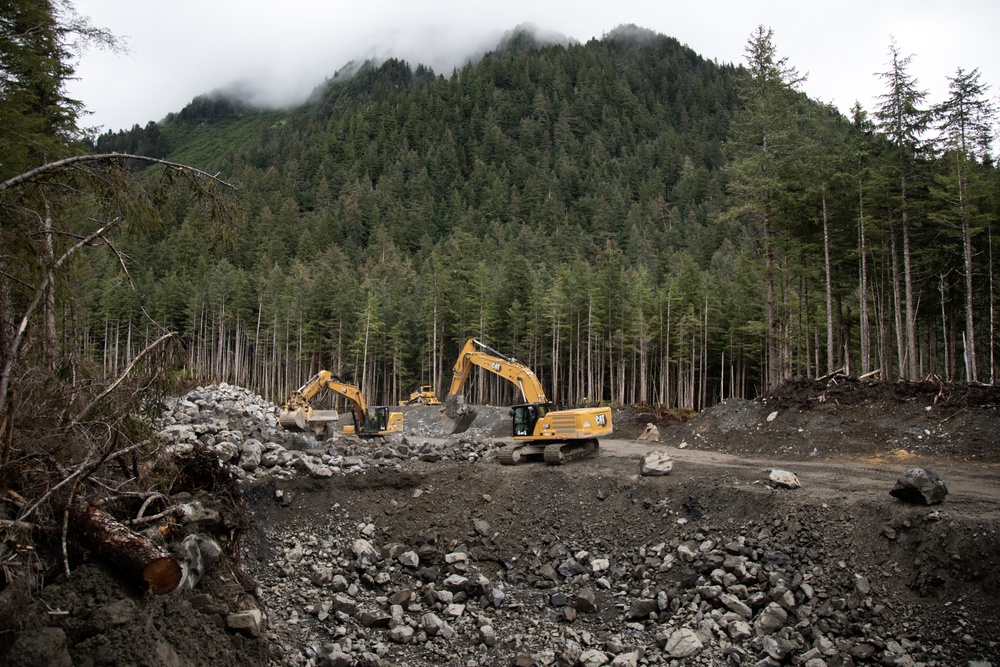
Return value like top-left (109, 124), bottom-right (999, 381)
top-left (3, 377), bottom-right (999, 667)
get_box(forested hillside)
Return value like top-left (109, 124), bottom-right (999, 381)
top-left (88, 25), bottom-right (999, 410)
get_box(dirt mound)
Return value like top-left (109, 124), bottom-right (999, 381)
top-left (626, 378), bottom-right (1000, 463)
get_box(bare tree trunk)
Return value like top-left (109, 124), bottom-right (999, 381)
top-left (901, 182), bottom-right (918, 379)
top-left (665, 296), bottom-right (671, 408)
top-left (42, 200), bottom-right (57, 367)
top-left (858, 188), bottom-right (871, 376)
top-left (890, 227), bottom-right (905, 379)
top-left (361, 303), bottom-right (371, 398)
top-left (702, 296), bottom-right (708, 410)
top-left (432, 295), bottom-right (438, 395)
top-left (638, 309), bottom-right (648, 406)
top-left (764, 213), bottom-right (779, 389)
top-left (962, 213), bottom-right (978, 382)
top-left (990, 221), bottom-right (996, 384)
top-left (940, 275), bottom-right (950, 381)
top-left (822, 191), bottom-right (835, 374)
top-left (587, 292), bottom-right (593, 401)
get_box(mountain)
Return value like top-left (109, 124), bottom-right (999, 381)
top-left (85, 24), bottom-right (1000, 409)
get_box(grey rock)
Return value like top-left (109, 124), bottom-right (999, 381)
top-left (175, 534), bottom-right (222, 590)
top-left (226, 608), bottom-right (264, 637)
top-left (579, 648), bottom-right (611, 666)
top-left (420, 612), bottom-right (445, 636)
top-left (890, 467), bottom-right (948, 505)
top-left (754, 602), bottom-right (788, 636)
top-left (610, 650), bottom-right (640, 667)
top-left (720, 592), bottom-right (753, 619)
top-left (576, 588), bottom-right (598, 613)
top-left (239, 438), bottom-right (263, 471)
top-left (352, 538), bottom-right (381, 568)
top-left (768, 469), bottom-right (801, 489)
top-left (626, 598), bottom-right (656, 620)
top-left (473, 518), bottom-right (492, 536)
top-left (398, 550), bottom-right (419, 568)
top-left (663, 627), bottom-right (703, 658)
top-left (388, 625), bottom-right (414, 643)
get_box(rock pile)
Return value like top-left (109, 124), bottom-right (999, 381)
top-left (154, 384), bottom-right (498, 480)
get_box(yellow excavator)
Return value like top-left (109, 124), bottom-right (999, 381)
top-left (441, 339), bottom-right (612, 465)
top-left (399, 385), bottom-right (441, 406)
top-left (278, 371), bottom-right (403, 438)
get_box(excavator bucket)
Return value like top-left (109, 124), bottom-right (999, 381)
top-left (441, 394), bottom-right (478, 434)
top-left (278, 408), bottom-right (309, 432)
top-left (278, 408), bottom-right (340, 435)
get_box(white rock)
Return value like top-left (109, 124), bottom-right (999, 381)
top-left (640, 451), bottom-right (674, 476)
top-left (769, 469), bottom-right (801, 489)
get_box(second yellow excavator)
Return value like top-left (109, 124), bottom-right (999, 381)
top-left (278, 371), bottom-right (403, 438)
top-left (441, 339), bottom-right (612, 465)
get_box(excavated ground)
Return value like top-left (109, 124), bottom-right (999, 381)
top-left (5, 378), bottom-right (1000, 666)
top-left (241, 379), bottom-right (1000, 666)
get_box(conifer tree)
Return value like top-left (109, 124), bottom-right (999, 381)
top-left (932, 67), bottom-right (995, 381)
top-left (727, 25), bottom-right (804, 389)
top-left (874, 39), bottom-right (929, 380)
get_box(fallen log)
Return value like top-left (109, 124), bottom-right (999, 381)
top-left (71, 503), bottom-right (182, 594)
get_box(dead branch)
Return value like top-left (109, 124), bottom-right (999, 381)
top-left (817, 368), bottom-right (847, 383)
top-left (0, 153), bottom-right (236, 195)
top-left (72, 331), bottom-right (176, 424)
top-left (17, 440), bottom-right (144, 522)
top-left (0, 220), bottom-right (120, 427)
top-left (123, 507), bottom-right (176, 527)
top-left (135, 493), bottom-right (168, 521)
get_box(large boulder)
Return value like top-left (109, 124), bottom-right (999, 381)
top-left (640, 451), bottom-right (673, 476)
top-left (890, 467), bottom-right (948, 505)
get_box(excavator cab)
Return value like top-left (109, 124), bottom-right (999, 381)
top-left (511, 403), bottom-right (550, 437)
top-left (342, 405), bottom-right (403, 436)
top-left (364, 406), bottom-right (391, 433)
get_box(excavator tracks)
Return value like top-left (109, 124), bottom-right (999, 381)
top-left (498, 439), bottom-right (600, 465)
top-left (543, 438), bottom-right (600, 465)
top-left (498, 443), bottom-right (523, 465)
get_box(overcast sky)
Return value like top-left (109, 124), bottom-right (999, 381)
top-left (67, 0), bottom-right (1000, 135)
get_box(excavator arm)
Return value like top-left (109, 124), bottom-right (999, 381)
top-left (442, 339), bottom-right (549, 433)
top-left (446, 339), bottom-right (548, 403)
top-left (319, 376), bottom-right (369, 423)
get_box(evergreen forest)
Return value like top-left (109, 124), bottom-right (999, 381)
top-left (6, 13), bottom-right (999, 418)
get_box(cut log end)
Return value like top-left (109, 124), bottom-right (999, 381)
top-left (144, 556), bottom-right (183, 595)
